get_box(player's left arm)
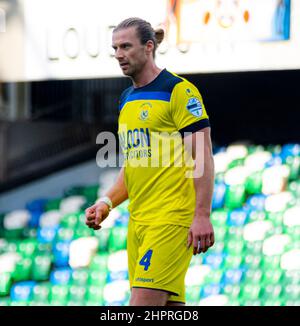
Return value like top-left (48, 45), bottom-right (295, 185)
top-left (186, 127), bottom-right (215, 255)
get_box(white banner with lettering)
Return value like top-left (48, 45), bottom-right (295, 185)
top-left (0, 0), bottom-right (297, 81)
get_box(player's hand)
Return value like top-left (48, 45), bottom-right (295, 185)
top-left (187, 216), bottom-right (214, 255)
top-left (85, 202), bottom-right (110, 230)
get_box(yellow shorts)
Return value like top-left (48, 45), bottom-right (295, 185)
top-left (127, 219), bottom-right (193, 303)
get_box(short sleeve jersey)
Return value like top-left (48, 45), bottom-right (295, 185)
top-left (118, 69), bottom-right (210, 227)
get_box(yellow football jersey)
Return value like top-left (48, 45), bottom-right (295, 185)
top-left (118, 69), bottom-right (209, 227)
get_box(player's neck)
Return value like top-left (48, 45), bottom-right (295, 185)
top-left (132, 62), bottom-right (162, 89)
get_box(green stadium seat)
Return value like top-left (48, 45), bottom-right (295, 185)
top-left (95, 228), bottom-right (111, 252)
top-left (63, 186), bottom-right (84, 197)
top-left (211, 209), bottom-right (229, 227)
top-left (222, 284), bottom-right (241, 299)
top-left (21, 227), bottom-right (37, 239)
top-left (261, 269), bottom-right (283, 285)
top-left (204, 269), bottom-right (223, 284)
top-left (245, 171), bottom-right (263, 195)
top-left (60, 213), bottom-right (80, 229)
top-left (213, 226), bottom-right (226, 242)
top-left (13, 258), bottom-right (32, 282)
top-left (240, 284), bottom-right (261, 301)
top-left (227, 158), bottom-right (245, 169)
top-left (285, 156), bottom-right (300, 181)
top-left (17, 239), bottom-right (37, 258)
top-left (56, 227), bottom-right (74, 242)
top-left (0, 272), bottom-right (12, 296)
top-left (32, 283), bottom-right (51, 302)
top-left (185, 285), bottom-right (201, 303)
top-left (224, 185), bottom-right (246, 209)
top-left (86, 285), bottom-right (104, 305)
top-left (74, 225), bottom-right (95, 239)
top-left (45, 199), bottom-right (61, 211)
top-left (243, 269), bottom-right (262, 285)
top-left (88, 270), bottom-right (107, 287)
top-left (267, 212), bottom-right (284, 227)
top-left (82, 185), bottom-right (99, 202)
top-left (261, 255), bottom-right (281, 270)
top-left (281, 284), bottom-right (300, 301)
top-left (71, 269), bottom-right (89, 286)
top-left (226, 226), bottom-right (244, 241)
top-left (49, 285), bottom-right (69, 305)
top-left (225, 239), bottom-right (244, 255)
top-left (31, 255), bottom-right (52, 281)
top-left (69, 285), bottom-right (86, 303)
top-left (288, 180), bottom-right (300, 198)
top-left (244, 241), bottom-right (263, 255)
top-left (90, 253), bottom-right (109, 271)
top-left (108, 226), bottom-right (127, 252)
top-left (243, 254), bottom-right (262, 269)
top-left (0, 297), bottom-right (10, 306)
top-left (261, 284), bottom-right (282, 300)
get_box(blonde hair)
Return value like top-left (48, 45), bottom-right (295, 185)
top-left (114, 17), bottom-right (165, 57)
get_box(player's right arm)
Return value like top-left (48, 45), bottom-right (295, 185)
top-left (85, 167), bottom-right (128, 230)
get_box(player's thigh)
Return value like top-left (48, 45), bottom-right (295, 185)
top-left (130, 287), bottom-right (169, 306)
top-left (132, 223), bottom-right (192, 302)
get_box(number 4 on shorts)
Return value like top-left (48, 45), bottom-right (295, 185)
top-left (139, 249), bottom-right (153, 271)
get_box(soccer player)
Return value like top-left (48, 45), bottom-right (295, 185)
top-left (85, 17), bottom-right (215, 306)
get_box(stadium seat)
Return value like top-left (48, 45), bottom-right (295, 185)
top-left (103, 280), bottom-right (130, 306)
top-left (50, 268), bottom-right (72, 285)
top-left (243, 269), bottom-right (262, 284)
top-left (31, 255), bottom-right (52, 281)
top-left (53, 241), bottom-right (71, 267)
top-left (32, 283), bottom-right (51, 302)
top-left (201, 284), bottom-right (221, 298)
top-left (212, 182), bottom-right (226, 209)
top-left (108, 226), bottom-right (127, 252)
top-left (203, 253), bottom-right (224, 269)
top-left (44, 198), bottom-right (61, 211)
top-left (49, 284), bottom-right (69, 305)
top-left (69, 285), bottom-right (86, 303)
top-left (0, 272), bottom-right (12, 296)
top-left (10, 281), bottom-right (36, 302)
top-left (88, 270), bottom-right (107, 287)
top-left (86, 285), bottom-right (104, 306)
top-left (13, 258), bottom-right (32, 282)
top-left (37, 226), bottom-right (58, 243)
top-left (39, 211), bottom-right (61, 228)
top-left (185, 285), bottom-right (201, 305)
top-left (60, 196), bottom-right (86, 214)
top-left (227, 209), bottom-right (248, 227)
top-left (69, 237), bottom-right (98, 269)
top-left (71, 269), bottom-right (89, 286)
top-left (203, 269), bottom-right (223, 285)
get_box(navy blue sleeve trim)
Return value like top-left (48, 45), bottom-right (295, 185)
top-left (179, 119), bottom-right (210, 137)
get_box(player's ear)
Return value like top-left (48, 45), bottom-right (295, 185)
top-left (145, 40), bottom-right (154, 55)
